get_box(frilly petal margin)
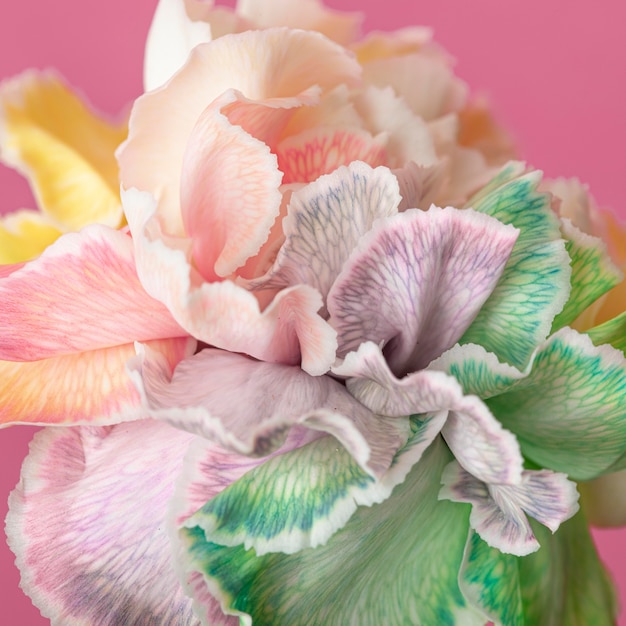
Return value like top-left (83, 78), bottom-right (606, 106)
top-left (175, 413), bottom-right (445, 557)
top-left (123, 187), bottom-right (337, 375)
top-left (334, 341), bottom-right (524, 485)
top-left (0, 224), bottom-right (185, 361)
top-left (0, 337), bottom-right (195, 426)
top-left (439, 461), bottom-right (579, 556)
top-left (130, 344), bottom-right (409, 478)
top-left (178, 438), bottom-right (488, 626)
top-left (6, 420), bottom-right (200, 625)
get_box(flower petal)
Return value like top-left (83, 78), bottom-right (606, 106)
top-left (488, 327), bottom-right (626, 480)
top-left (0, 70), bottom-right (125, 230)
top-left (328, 205), bottom-right (518, 373)
top-left (0, 225), bottom-right (185, 360)
top-left (518, 513), bottom-right (618, 624)
top-left (459, 531), bottom-right (523, 626)
top-left (460, 163), bottom-right (571, 369)
top-left (0, 209), bottom-right (61, 263)
top-left (440, 462), bottom-right (579, 556)
top-left (143, 0), bottom-right (213, 91)
top-left (276, 126), bottom-right (388, 185)
top-left (179, 437), bottom-right (486, 626)
top-left (124, 186), bottom-right (337, 374)
top-left (334, 341), bottom-right (523, 484)
top-left (6, 421), bottom-right (199, 625)
top-left (180, 414), bottom-right (444, 556)
top-left (586, 309), bottom-right (626, 355)
top-left (251, 162), bottom-right (400, 301)
top-left (119, 28), bottom-right (362, 234)
top-left (551, 218), bottom-right (622, 330)
top-left (131, 345), bottom-right (408, 478)
top-left (0, 338), bottom-right (194, 427)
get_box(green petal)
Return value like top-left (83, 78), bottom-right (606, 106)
top-left (459, 531), bottom-right (523, 626)
top-left (461, 162), bottom-right (570, 369)
top-left (518, 512), bottom-right (617, 625)
top-left (587, 310), bottom-right (626, 356)
top-left (182, 414), bottom-right (444, 556)
top-left (487, 328), bottom-right (626, 480)
top-left (429, 342), bottom-right (524, 399)
top-left (180, 438), bottom-right (488, 626)
top-left (551, 219), bottom-right (622, 331)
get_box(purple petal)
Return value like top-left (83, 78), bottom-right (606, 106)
top-left (131, 345), bottom-right (409, 478)
top-left (327, 205), bottom-right (519, 375)
top-left (439, 461), bottom-right (579, 556)
top-left (6, 421), bottom-right (199, 624)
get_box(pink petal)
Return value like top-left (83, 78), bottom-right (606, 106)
top-left (327, 206), bottom-right (519, 374)
top-left (131, 345), bottom-right (409, 478)
top-left (276, 126), bottom-right (388, 185)
top-left (119, 28), bottom-right (362, 236)
top-left (440, 462), bottom-right (580, 556)
top-left (6, 420), bottom-right (199, 624)
top-left (0, 225), bottom-right (185, 361)
top-left (334, 341), bottom-right (523, 484)
top-left (0, 337), bottom-right (195, 427)
top-left (124, 188), bottom-right (337, 375)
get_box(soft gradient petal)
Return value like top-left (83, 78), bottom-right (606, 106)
top-left (181, 414), bottom-right (444, 556)
top-left (6, 421), bottom-right (199, 625)
top-left (334, 341), bottom-right (523, 485)
top-left (124, 187), bottom-right (337, 374)
top-left (460, 163), bottom-right (571, 369)
top-left (440, 462), bottom-right (579, 556)
top-left (119, 28), bottom-right (362, 233)
top-left (179, 438), bottom-right (486, 626)
top-left (488, 327), bottom-right (626, 480)
top-left (0, 225), bottom-right (185, 361)
top-left (328, 205), bottom-right (518, 373)
top-left (0, 70), bottom-right (125, 230)
top-left (0, 337), bottom-right (194, 427)
top-left (131, 345), bottom-right (409, 477)
top-left (0, 209), bottom-right (61, 263)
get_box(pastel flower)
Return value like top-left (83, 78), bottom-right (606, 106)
top-left (4, 3), bottom-right (626, 625)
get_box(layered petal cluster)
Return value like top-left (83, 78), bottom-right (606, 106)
top-left (3, 1), bottom-right (626, 625)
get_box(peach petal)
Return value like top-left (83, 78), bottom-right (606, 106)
top-left (119, 28), bottom-right (362, 235)
top-left (0, 337), bottom-right (195, 427)
top-left (0, 225), bottom-right (185, 361)
top-left (276, 126), bottom-right (388, 184)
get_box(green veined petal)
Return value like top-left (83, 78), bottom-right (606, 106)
top-left (551, 218), bottom-right (622, 331)
top-left (460, 162), bottom-right (570, 369)
top-left (180, 438), bottom-right (487, 626)
top-left (586, 309), bottom-right (626, 356)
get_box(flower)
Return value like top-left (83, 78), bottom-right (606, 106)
top-left (3, 0), bottom-right (626, 624)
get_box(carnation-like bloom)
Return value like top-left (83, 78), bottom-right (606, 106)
top-left (3, 0), bottom-right (626, 624)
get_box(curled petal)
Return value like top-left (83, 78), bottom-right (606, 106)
top-left (440, 462), bottom-right (579, 556)
top-left (0, 70), bottom-right (125, 230)
top-left (6, 421), bottom-right (199, 625)
top-left (131, 345), bottom-right (409, 478)
top-left (328, 205), bottom-right (518, 373)
top-left (0, 225), bottom-right (185, 361)
top-left (334, 342), bottom-right (523, 485)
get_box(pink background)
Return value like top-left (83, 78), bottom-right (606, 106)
top-left (1, 0), bottom-right (625, 622)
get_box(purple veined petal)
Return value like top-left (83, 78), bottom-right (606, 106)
top-left (334, 341), bottom-right (523, 485)
top-left (130, 344), bottom-right (409, 478)
top-left (439, 461), bottom-right (580, 556)
top-left (250, 161), bottom-right (401, 307)
top-left (6, 420), bottom-right (200, 625)
top-left (327, 205), bottom-right (519, 375)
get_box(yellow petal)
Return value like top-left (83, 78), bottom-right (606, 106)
top-left (0, 209), bottom-right (62, 264)
top-left (0, 70), bottom-right (127, 231)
